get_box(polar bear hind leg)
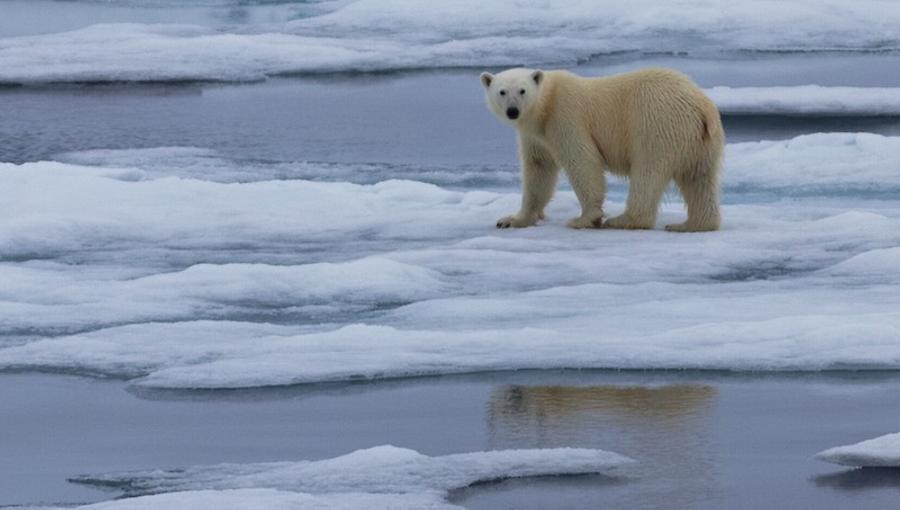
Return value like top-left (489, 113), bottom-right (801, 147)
top-left (665, 137), bottom-right (721, 233)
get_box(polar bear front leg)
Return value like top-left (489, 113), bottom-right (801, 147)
top-left (561, 147), bottom-right (606, 229)
top-left (497, 138), bottom-right (559, 228)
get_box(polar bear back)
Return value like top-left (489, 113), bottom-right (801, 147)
top-left (532, 68), bottom-right (723, 177)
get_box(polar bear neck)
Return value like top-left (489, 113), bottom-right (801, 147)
top-left (517, 72), bottom-right (560, 136)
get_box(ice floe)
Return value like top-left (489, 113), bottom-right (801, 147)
top-left (0, 161), bottom-right (499, 264)
top-left (816, 432), bottom-right (900, 467)
top-left (726, 133), bottom-right (900, 194)
top-left (51, 133), bottom-right (900, 193)
top-left (56, 147), bottom-right (518, 188)
top-left (5, 308), bottom-right (900, 388)
top-left (65, 445), bottom-right (631, 508)
top-left (69, 489), bottom-right (462, 510)
top-left (0, 258), bottom-right (448, 335)
top-left (53, 133), bottom-right (900, 196)
top-left (709, 86), bottom-right (900, 116)
top-left (2, 133), bottom-right (900, 386)
top-left (1, 1), bottom-right (899, 83)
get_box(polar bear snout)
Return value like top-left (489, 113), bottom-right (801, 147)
top-left (506, 107), bottom-right (520, 120)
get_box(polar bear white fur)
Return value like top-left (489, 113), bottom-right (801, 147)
top-left (480, 68), bottom-right (724, 232)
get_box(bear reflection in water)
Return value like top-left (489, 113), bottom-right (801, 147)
top-left (487, 384), bottom-right (717, 467)
top-left (484, 385), bottom-right (719, 506)
top-left (492, 385), bottom-right (715, 423)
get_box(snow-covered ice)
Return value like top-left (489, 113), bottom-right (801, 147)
top-left (0, 258), bottom-right (447, 335)
top-left (72, 445), bottom-right (632, 495)
top-left (56, 147), bottom-right (517, 188)
top-left (47, 134), bottom-right (900, 198)
top-left (6, 311), bottom-right (900, 389)
top-left (726, 133), bottom-right (900, 194)
top-left (709, 86), bottom-right (900, 116)
top-left (61, 445), bottom-right (631, 509)
top-left (816, 432), bottom-right (900, 467)
top-left (68, 489), bottom-right (463, 510)
top-left (2, 1), bottom-right (900, 83)
top-left (2, 133), bottom-right (900, 387)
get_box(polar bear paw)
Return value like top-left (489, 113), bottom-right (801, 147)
top-left (566, 214), bottom-right (604, 229)
top-left (604, 214), bottom-right (653, 230)
top-left (496, 214), bottom-right (537, 229)
top-left (665, 221), bottom-right (719, 233)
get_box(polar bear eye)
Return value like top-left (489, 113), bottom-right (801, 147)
top-left (499, 90), bottom-right (506, 96)
top-left (519, 89), bottom-right (526, 95)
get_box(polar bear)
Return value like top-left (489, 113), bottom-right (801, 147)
top-left (480, 68), bottom-right (723, 232)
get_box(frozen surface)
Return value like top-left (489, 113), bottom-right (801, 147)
top-left (0, 258), bottom-right (446, 335)
top-left (65, 445), bottom-right (630, 508)
top-left (53, 132), bottom-right (900, 191)
top-left (726, 132), bottom-right (900, 193)
top-left (0, 0), bottom-right (339, 38)
top-left (67, 490), bottom-right (461, 510)
top-left (2, 1), bottom-right (900, 83)
top-left (710, 86), bottom-right (900, 116)
top-left (817, 433), bottom-right (900, 467)
top-left (2, 133), bottom-right (900, 387)
top-left (56, 147), bottom-right (519, 188)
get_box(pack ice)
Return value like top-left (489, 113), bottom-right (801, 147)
top-left (2, 0), bottom-right (900, 83)
top-left (1, 133), bottom-right (900, 388)
top-left (61, 445), bottom-right (632, 509)
top-left (816, 432), bottom-right (900, 467)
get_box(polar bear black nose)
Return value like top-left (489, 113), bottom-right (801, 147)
top-left (506, 107), bottom-right (520, 119)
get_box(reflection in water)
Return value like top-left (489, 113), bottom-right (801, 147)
top-left (493, 385), bottom-right (715, 421)
top-left (487, 384), bottom-right (719, 508)
top-left (813, 467), bottom-right (900, 491)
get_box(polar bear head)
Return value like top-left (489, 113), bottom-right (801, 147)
top-left (480, 68), bottom-right (544, 126)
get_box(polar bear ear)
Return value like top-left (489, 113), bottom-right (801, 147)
top-left (480, 72), bottom-right (494, 88)
top-left (531, 70), bottom-right (544, 85)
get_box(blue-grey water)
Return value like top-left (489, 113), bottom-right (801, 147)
top-left (4, 54), bottom-right (900, 166)
top-left (3, 372), bottom-right (900, 509)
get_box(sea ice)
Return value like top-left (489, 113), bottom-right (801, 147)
top-left (726, 132), bottom-right (900, 194)
top-left (2, 133), bottom-right (900, 386)
top-left (816, 432), bottom-right (900, 467)
top-left (709, 86), bottom-right (900, 116)
top-left (52, 133), bottom-right (900, 192)
top-left (64, 445), bottom-right (631, 508)
top-left (1, 1), bottom-right (899, 83)
top-left (0, 257), bottom-right (447, 335)
top-left (68, 489), bottom-right (462, 510)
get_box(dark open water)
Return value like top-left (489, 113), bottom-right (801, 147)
top-left (3, 372), bottom-right (900, 509)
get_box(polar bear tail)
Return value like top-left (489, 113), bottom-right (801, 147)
top-left (686, 102), bottom-right (724, 231)
top-left (700, 101), bottom-right (725, 147)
